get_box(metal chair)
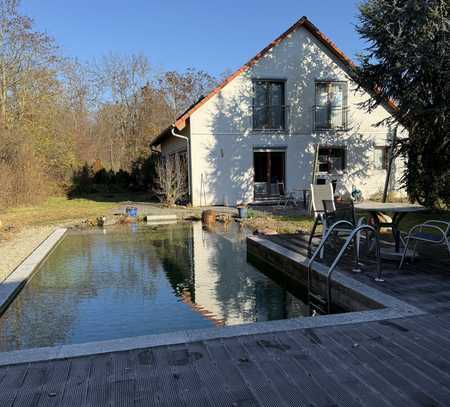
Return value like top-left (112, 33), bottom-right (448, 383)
top-left (308, 184), bottom-right (367, 260)
top-left (308, 184), bottom-right (334, 258)
top-left (321, 199), bottom-right (367, 266)
top-left (399, 220), bottom-right (450, 269)
top-left (277, 182), bottom-right (297, 207)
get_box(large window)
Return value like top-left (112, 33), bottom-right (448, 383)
top-left (318, 146), bottom-right (346, 173)
top-left (314, 81), bottom-right (348, 129)
top-left (253, 80), bottom-right (286, 130)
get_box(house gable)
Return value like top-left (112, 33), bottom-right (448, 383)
top-left (188, 22), bottom-right (394, 138)
top-left (171, 16), bottom-right (395, 133)
top-left (154, 16), bottom-right (403, 207)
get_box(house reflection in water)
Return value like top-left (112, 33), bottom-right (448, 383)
top-left (0, 222), bottom-right (308, 352)
top-left (169, 221), bottom-right (308, 326)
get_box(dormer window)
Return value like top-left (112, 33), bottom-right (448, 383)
top-left (253, 80), bottom-right (286, 130)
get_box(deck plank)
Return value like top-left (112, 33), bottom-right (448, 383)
top-left (58, 357), bottom-right (92, 407)
top-left (0, 312), bottom-right (449, 406)
top-left (266, 232), bottom-right (450, 313)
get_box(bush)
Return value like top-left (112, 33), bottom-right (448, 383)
top-left (153, 154), bottom-right (188, 206)
top-left (0, 143), bottom-right (51, 208)
top-left (69, 163), bottom-right (96, 196)
top-left (68, 154), bottom-right (157, 197)
top-left (129, 156), bottom-right (155, 191)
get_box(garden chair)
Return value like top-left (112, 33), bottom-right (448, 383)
top-left (308, 184), bottom-right (347, 258)
top-left (308, 183), bottom-right (333, 257)
top-left (399, 220), bottom-right (450, 269)
top-left (308, 183), bottom-right (367, 259)
top-left (277, 182), bottom-right (297, 207)
top-left (321, 199), bottom-right (368, 262)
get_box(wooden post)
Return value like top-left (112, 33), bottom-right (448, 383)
top-left (382, 126), bottom-right (398, 203)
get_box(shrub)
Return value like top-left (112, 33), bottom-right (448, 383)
top-left (153, 155), bottom-right (188, 206)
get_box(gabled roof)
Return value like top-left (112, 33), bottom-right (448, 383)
top-left (152, 16), bottom-right (396, 146)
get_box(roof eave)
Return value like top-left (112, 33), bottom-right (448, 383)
top-left (150, 125), bottom-right (173, 147)
top-left (155, 15), bottom-right (398, 135)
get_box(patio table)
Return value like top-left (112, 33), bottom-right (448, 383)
top-left (354, 201), bottom-right (427, 258)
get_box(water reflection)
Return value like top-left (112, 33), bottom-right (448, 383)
top-left (0, 222), bottom-right (308, 351)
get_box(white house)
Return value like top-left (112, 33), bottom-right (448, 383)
top-left (152, 16), bottom-right (403, 206)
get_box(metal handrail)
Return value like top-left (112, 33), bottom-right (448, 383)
top-left (324, 225), bottom-right (382, 313)
top-left (307, 222), bottom-right (383, 313)
top-left (307, 220), bottom-right (354, 295)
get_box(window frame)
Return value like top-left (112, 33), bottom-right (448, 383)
top-left (252, 79), bottom-right (286, 131)
top-left (317, 146), bottom-right (346, 173)
top-left (374, 146), bottom-right (390, 170)
top-left (314, 80), bottom-right (348, 130)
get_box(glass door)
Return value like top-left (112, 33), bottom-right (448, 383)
top-left (253, 151), bottom-right (286, 199)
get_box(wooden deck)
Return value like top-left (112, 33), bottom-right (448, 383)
top-left (267, 232), bottom-right (450, 313)
top-left (0, 233), bottom-right (449, 406)
top-left (0, 312), bottom-right (449, 406)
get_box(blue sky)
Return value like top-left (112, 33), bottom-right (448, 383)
top-left (21, 0), bottom-right (364, 76)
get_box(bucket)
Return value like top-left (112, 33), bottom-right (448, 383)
top-left (237, 207), bottom-right (247, 219)
top-left (126, 207), bottom-right (138, 217)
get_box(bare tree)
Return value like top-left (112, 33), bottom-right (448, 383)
top-left (158, 68), bottom-right (217, 119)
top-left (0, 0), bottom-right (58, 127)
top-left (153, 154), bottom-right (188, 206)
top-left (0, 1), bottom-right (217, 209)
top-left (94, 54), bottom-right (149, 167)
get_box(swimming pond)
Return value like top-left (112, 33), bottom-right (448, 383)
top-left (0, 222), bottom-right (314, 351)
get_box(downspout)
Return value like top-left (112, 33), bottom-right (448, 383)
top-left (171, 126), bottom-right (192, 202)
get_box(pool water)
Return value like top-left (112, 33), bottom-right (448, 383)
top-left (0, 222), bottom-right (311, 352)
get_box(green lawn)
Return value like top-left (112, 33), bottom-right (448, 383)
top-left (0, 196), bottom-right (117, 230)
top-left (244, 207), bottom-right (449, 235)
top-left (0, 192), bottom-right (153, 231)
top-left (397, 210), bottom-right (449, 233)
top-left (244, 208), bottom-right (314, 234)
top-left (1, 194), bottom-right (448, 236)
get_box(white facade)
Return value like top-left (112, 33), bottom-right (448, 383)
top-left (159, 23), bottom-right (404, 207)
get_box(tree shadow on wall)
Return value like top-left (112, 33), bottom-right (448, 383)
top-left (201, 31), bottom-right (395, 205)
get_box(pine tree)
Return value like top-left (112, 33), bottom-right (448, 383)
top-left (355, 0), bottom-right (449, 207)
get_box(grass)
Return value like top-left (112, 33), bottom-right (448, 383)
top-left (243, 206), bottom-right (449, 235)
top-left (1, 194), bottom-right (448, 237)
top-left (243, 208), bottom-right (314, 234)
top-left (396, 210), bottom-right (449, 233)
top-left (0, 191), bottom-right (154, 233)
top-left (0, 196), bottom-right (118, 230)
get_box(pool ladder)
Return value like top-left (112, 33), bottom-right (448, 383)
top-left (307, 221), bottom-right (384, 314)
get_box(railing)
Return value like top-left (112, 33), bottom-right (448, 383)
top-left (307, 221), bottom-right (383, 313)
top-left (252, 105), bottom-right (290, 131)
top-left (312, 105), bottom-right (348, 130)
top-left (254, 182), bottom-right (283, 199)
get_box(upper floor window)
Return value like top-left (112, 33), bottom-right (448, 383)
top-left (314, 81), bottom-right (348, 130)
top-left (253, 80), bottom-right (286, 130)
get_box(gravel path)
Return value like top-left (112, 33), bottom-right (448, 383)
top-left (0, 226), bottom-right (54, 282)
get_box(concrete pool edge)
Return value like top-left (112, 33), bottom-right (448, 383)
top-left (0, 228), bottom-right (67, 316)
top-left (0, 233), bottom-right (425, 367)
top-left (247, 235), bottom-right (420, 312)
